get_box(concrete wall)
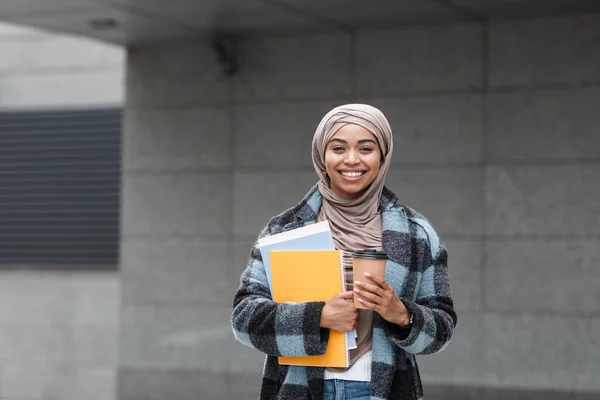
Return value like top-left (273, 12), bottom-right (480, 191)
top-left (119, 14), bottom-right (600, 399)
top-left (0, 22), bottom-right (124, 400)
top-left (0, 21), bottom-right (124, 110)
top-left (0, 271), bottom-right (119, 400)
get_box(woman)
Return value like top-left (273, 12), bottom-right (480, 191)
top-left (232, 104), bottom-right (457, 400)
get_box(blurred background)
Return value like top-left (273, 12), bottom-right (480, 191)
top-left (0, 0), bottom-right (599, 399)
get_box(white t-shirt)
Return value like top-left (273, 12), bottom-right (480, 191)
top-left (324, 349), bottom-right (372, 382)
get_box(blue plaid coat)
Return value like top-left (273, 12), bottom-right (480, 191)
top-left (232, 185), bottom-right (457, 400)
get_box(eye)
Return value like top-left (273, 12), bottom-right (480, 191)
top-left (359, 147), bottom-right (374, 153)
top-left (331, 146), bottom-right (345, 152)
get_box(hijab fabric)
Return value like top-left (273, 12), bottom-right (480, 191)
top-left (311, 104), bottom-right (394, 252)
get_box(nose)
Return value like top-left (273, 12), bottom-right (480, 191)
top-left (344, 150), bottom-right (360, 165)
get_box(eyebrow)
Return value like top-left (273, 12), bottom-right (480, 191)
top-left (329, 138), bottom-right (378, 145)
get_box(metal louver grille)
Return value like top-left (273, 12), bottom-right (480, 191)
top-left (0, 108), bottom-right (121, 269)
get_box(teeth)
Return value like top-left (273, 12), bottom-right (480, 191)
top-left (340, 171), bottom-right (364, 178)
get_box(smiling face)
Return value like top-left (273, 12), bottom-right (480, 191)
top-left (324, 124), bottom-right (382, 200)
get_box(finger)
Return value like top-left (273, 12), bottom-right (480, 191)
top-left (363, 273), bottom-right (392, 290)
top-left (354, 281), bottom-right (385, 297)
top-left (356, 297), bottom-right (379, 311)
top-left (337, 290), bottom-right (355, 299)
top-left (354, 288), bottom-right (380, 305)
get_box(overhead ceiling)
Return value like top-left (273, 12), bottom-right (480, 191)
top-left (1, 0), bottom-right (599, 46)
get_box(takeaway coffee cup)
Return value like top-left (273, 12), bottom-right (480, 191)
top-left (352, 249), bottom-right (388, 309)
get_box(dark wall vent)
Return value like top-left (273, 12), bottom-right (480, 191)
top-left (0, 108), bottom-right (121, 269)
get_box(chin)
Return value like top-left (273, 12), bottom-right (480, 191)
top-left (335, 184), bottom-right (368, 199)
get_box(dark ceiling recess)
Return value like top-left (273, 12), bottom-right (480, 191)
top-left (1, 0), bottom-right (599, 46)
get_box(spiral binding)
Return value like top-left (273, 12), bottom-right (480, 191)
top-left (340, 250), bottom-right (352, 368)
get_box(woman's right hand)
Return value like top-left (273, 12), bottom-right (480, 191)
top-left (320, 291), bottom-right (359, 332)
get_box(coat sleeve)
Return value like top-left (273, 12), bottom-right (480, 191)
top-left (231, 226), bottom-right (330, 357)
top-left (384, 232), bottom-right (457, 355)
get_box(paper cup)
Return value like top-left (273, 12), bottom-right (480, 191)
top-left (352, 249), bottom-right (388, 309)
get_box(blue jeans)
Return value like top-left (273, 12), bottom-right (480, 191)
top-left (323, 379), bottom-right (370, 400)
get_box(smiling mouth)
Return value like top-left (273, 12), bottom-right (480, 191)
top-left (339, 171), bottom-right (365, 178)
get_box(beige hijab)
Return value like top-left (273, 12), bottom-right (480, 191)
top-left (311, 104), bottom-right (394, 252)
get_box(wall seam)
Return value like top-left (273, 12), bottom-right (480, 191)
top-left (350, 30), bottom-right (358, 98)
top-left (124, 81), bottom-right (600, 110)
top-left (228, 61), bottom-right (238, 273)
top-left (479, 22), bottom-right (490, 356)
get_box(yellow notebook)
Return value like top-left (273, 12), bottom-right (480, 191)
top-left (270, 250), bottom-right (349, 368)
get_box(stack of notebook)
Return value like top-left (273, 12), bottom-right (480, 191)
top-left (257, 221), bottom-right (356, 368)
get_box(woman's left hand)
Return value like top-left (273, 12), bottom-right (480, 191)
top-left (354, 272), bottom-right (411, 327)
